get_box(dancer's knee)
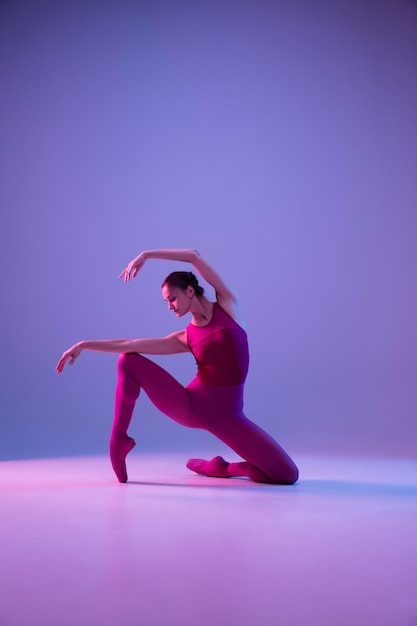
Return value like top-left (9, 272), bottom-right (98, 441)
top-left (116, 353), bottom-right (142, 401)
top-left (117, 351), bottom-right (139, 373)
top-left (263, 459), bottom-right (299, 485)
top-left (283, 462), bottom-right (299, 485)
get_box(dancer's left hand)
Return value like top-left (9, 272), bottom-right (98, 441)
top-left (118, 252), bottom-right (146, 282)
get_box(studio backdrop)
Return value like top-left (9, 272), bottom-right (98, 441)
top-left (1, 0), bottom-right (416, 461)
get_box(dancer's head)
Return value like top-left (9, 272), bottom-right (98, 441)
top-left (161, 271), bottom-right (204, 317)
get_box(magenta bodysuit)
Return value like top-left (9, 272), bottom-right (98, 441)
top-left (187, 303), bottom-right (249, 386)
top-left (111, 303), bottom-right (298, 484)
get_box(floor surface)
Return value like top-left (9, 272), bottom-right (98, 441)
top-left (1, 452), bottom-right (416, 626)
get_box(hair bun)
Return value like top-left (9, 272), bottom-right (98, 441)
top-left (162, 271), bottom-right (205, 297)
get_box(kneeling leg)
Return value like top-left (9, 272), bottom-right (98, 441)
top-left (188, 415), bottom-right (298, 485)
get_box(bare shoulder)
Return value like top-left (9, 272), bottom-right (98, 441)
top-left (216, 292), bottom-right (246, 330)
top-left (192, 250), bottom-right (246, 328)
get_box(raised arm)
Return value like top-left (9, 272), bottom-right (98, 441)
top-left (119, 248), bottom-right (244, 324)
top-left (56, 330), bottom-right (189, 373)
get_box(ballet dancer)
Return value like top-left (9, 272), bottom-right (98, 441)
top-left (56, 248), bottom-right (299, 485)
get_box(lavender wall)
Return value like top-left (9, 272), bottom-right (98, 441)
top-left (1, 0), bottom-right (416, 461)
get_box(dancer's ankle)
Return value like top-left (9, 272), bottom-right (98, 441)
top-left (186, 456), bottom-right (230, 479)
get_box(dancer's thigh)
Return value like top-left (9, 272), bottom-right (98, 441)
top-left (202, 406), bottom-right (294, 481)
top-left (122, 354), bottom-right (199, 428)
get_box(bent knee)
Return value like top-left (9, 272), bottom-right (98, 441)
top-left (117, 351), bottom-right (140, 371)
top-left (268, 461), bottom-right (299, 485)
top-left (284, 463), bottom-right (299, 485)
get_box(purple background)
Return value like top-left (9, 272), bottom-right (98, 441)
top-left (1, 0), bottom-right (416, 461)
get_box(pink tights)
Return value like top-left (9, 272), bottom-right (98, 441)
top-left (110, 353), bottom-right (299, 485)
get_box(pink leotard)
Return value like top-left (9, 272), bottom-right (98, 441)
top-left (187, 303), bottom-right (249, 386)
top-left (111, 302), bottom-right (298, 484)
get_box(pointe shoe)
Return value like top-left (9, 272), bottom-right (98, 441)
top-left (109, 435), bottom-right (136, 483)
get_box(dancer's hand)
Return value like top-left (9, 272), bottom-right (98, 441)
top-left (56, 343), bottom-right (83, 373)
top-left (118, 252), bottom-right (146, 282)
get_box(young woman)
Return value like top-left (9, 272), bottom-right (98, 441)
top-left (56, 248), bottom-right (299, 485)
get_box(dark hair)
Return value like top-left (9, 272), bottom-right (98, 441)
top-left (162, 271), bottom-right (205, 297)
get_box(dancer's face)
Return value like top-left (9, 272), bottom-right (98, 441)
top-left (162, 284), bottom-right (194, 317)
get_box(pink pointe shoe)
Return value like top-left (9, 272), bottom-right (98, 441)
top-left (110, 435), bottom-right (136, 483)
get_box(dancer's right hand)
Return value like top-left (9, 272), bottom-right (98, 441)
top-left (118, 252), bottom-right (146, 282)
top-left (56, 343), bottom-right (83, 373)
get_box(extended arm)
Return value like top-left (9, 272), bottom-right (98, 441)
top-left (56, 330), bottom-right (189, 373)
top-left (119, 248), bottom-right (243, 323)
